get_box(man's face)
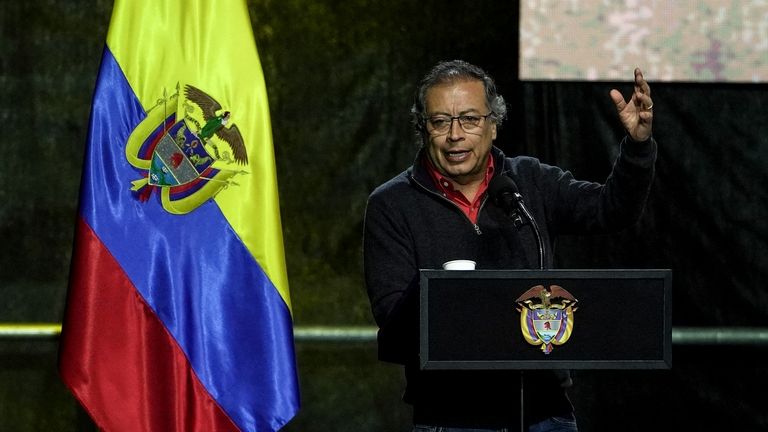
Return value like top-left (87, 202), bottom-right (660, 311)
top-left (424, 79), bottom-right (497, 185)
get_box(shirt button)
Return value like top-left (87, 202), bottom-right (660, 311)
top-left (442, 181), bottom-right (450, 187)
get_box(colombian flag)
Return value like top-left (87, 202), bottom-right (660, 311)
top-left (58, 1), bottom-right (300, 431)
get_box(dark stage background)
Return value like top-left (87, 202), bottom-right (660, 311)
top-left (1, 1), bottom-right (766, 431)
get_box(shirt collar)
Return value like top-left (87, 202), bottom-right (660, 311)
top-left (423, 152), bottom-right (495, 200)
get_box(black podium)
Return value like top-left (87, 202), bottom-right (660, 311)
top-left (419, 269), bottom-right (672, 370)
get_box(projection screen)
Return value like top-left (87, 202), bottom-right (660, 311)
top-left (519, 0), bottom-right (768, 82)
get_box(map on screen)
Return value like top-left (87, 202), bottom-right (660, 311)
top-left (519, 0), bottom-right (768, 82)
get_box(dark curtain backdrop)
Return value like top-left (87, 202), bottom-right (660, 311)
top-left (1, 1), bottom-right (766, 431)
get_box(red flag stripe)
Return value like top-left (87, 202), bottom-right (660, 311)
top-left (59, 217), bottom-right (239, 432)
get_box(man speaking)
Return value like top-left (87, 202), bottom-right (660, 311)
top-left (363, 60), bottom-right (656, 431)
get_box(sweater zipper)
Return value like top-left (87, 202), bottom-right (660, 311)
top-left (411, 175), bottom-right (487, 236)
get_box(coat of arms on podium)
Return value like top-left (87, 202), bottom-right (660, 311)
top-left (516, 285), bottom-right (578, 354)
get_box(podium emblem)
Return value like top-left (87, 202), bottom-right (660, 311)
top-left (516, 285), bottom-right (578, 354)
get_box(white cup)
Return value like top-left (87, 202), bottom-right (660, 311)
top-left (442, 260), bottom-right (476, 270)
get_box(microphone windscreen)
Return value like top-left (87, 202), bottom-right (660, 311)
top-left (488, 175), bottom-right (519, 197)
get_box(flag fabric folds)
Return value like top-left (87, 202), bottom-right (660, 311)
top-left (58, 1), bottom-right (300, 430)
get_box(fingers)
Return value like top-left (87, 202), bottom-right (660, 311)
top-left (633, 67), bottom-right (653, 111)
top-left (634, 67), bottom-right (651, 97)
top-left (638, 93), bottom-right (654, 111)
top-left (612, 69), bottom-right (654, 114)
top-left (609, 88), bottom-right (626, 111)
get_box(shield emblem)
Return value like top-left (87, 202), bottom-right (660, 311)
top-left (531, 309), bottom-right (564, 344)
top-left (148, 120), bottom-right (213, 186)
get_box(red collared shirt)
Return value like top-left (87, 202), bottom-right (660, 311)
top-left (424, 154), bottom-right (495, 224)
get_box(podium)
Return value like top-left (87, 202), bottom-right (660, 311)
top-left (419, 269), bottom-right (672, 370)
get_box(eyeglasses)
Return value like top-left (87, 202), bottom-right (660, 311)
top-left (424, 112), bottom-right (494, 135)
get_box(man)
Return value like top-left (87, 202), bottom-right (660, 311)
top-left (363, 60), bottom-right (656, 431)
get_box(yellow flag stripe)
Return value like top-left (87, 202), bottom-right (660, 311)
top-left (106, 0), bottom-right (290, 309)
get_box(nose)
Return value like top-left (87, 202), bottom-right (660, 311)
top-left (448, 117), bottom-right (464, 141)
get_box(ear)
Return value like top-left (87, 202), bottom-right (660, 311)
top-left (491, 122), bottom-right (497, 140)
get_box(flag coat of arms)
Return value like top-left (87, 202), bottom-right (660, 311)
top-left (58, 1), bottom-right (300, 430)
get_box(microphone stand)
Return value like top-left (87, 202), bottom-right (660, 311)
top-left (510, 192), bottom-right (545, 271)
top-left (508, 191), bottom-right (546, 432)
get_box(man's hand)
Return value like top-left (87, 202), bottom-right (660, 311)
top-left (610, 68), bottom-right (653, 142)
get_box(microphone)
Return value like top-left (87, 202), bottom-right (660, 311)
top-left (488, 175), bottom-right (546, 270)
top-left (488, 175), bottom-right (525, 226)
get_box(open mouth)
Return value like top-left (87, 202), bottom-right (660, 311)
top-left (445, 150), bottom-right (471, 162)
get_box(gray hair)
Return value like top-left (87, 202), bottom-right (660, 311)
top-left (411, 60), bottom-right (507, 145)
